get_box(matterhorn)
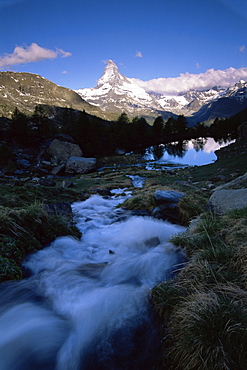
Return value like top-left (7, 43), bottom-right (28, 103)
top-left (76, 60), bottom-right (163, 118)
top-left (76, 60), bottom-right (247, 123)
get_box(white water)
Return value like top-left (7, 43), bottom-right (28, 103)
top-left (127, 175), bottom-right (147, 188)
top-left (0, 191), bottom-right (186, 370)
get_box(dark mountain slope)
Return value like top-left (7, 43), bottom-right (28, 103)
top-left (0, 71), bottom-right (107, 119)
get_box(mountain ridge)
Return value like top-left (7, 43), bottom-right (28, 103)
top-left (1, 63), bottom-right (247, 124)
top-left (0, 71), bottom-right (109, 120)
top-left (76, 60), bottom-right (247, 124)
top-left (76, 60), bottom-right (165, 119)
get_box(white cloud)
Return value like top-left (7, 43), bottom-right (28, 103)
top-left (135, 51), bottom-right (143, 58)
top-left (62, 70), bottom-right (68, 74)
top-left (0, 43), bottom-right (72, 68)
top-left (133, 67), bottom-right (247, 94)
top-left (56, 48), bottom-right (72, 58)
top-left (195, 62), bottom-right (201, 69)
top-left (239, 45), bottom-right (246, 52)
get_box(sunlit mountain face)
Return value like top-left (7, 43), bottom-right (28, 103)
top-left (76, 61), bottom-right (247, 124)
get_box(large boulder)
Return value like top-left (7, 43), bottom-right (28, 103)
top-left (152, 190), bottom-right (185, 223)
top-left (214, 172), bottom-right (247, 191)
top-left (46, 139), bottom-right (82, 163)
top-left (65, 156), bottom-right (96, 174)
top-left (208, 188), bottom-right (247, 214)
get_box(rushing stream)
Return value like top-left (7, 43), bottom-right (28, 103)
top-left (0, 190), bottom-right (186, 370)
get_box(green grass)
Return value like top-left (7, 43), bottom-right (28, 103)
top-left (169, 287), bottom-right (247, 370)
top-left (0, 182), bottom-right (86, 207)
top-left (186, 151), bottom-right (247, 184)
top-left (0, 198), bottom-right (81, 282)
top-left (152, 207), bottom-right (247, 369)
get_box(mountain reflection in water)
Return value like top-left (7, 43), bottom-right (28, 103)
top-left (144, 137), bottom-right (234, 167)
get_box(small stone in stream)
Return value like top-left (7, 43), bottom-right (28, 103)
top-left (144, 237), bottom-right (160, 248)
top-left (96, 189), bottom-right (112, 196)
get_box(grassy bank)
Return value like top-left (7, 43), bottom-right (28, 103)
top-left (0, 140), bottom-right (247, 369)
top-left (152, 208), bottom-right (247, 369)
top-left (0, 183), bottom-right (83, 282)
top-left (150, 142), bottom-right (247, 369)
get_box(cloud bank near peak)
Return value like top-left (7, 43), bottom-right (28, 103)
top-left (0, 43), bottom-right (72, 68)
top-left (133, 67), bottom-right (247, 95)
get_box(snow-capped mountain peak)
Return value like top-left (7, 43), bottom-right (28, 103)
top-left (76, 60), bottom-right (159, 115)
top-left (97, 60), bottom-right (122, 86)
top-left (76, 62), bottom-right (247, 123)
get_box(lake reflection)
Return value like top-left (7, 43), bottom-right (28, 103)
top-left (144, 138), bottom-right (234, 166)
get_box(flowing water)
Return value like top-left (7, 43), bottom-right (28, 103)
top-left (0, 190), bottom-right (186, 370)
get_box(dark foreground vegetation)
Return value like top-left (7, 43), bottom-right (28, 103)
top-left (0, 103), bottom-right (247, 368)
top-left (1, 104), bottom-right (244, 159)
top-left (152, 206), bottom-right (247, 369)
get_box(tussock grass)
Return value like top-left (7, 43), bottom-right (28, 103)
top-left (152, 207), bottom-right (247, 369)
top-left (169, 287), bottom-right (247, 370)
top-left (0, 201), bottom-right (81, 282)
top-left (171, 213), bottom-right (224, 256)
top-left (120, 190), bottom-right (155, 211)
top-left (178, 194), bottom-right (207, 225)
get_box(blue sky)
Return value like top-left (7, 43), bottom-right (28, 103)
top-left (0, 0), bottom-right (247, 92)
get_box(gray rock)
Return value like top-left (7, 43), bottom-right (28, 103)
top-left (152, 204), bottom-right (181, 223)
top-left (115, 148), bottom-right (126, 155)
top-left (51, 164), bottom-right (65, 175)
top-left (94, 189), bottom-right (112, 196)
top-left (31, 177), bottom-right (40, 182)
top-left (208, 188), bottom-right (247, 214)
top-left (42, 160), bottom-right (52, 166)
top-left (144, 237), bottom-right (160, 248)
top-left (152, 190), bottom-right (185, 224)
top-left (174, 180), bottom-right (201, 191)
top-left (44, 202), bottom-right (74, 225)
top-left (46, 139), bottom-right (82, 163)
top-left (61, 180), bottom-right (74, 188)
top-left (39, 178), bottom-right (56, 187)
top-left (20, 177), bottom-right (31, 182)
top-left (154, 190), bottom-right (185, 205)
top-left (214, 172), bottom-right (247, 191)
top-left (65, 156), bottom-right (96, 174)
top-left (17, 159), bottom-right (30, 167)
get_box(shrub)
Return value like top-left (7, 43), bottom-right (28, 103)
top-left (0, 257), bottom-right (22, 282)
